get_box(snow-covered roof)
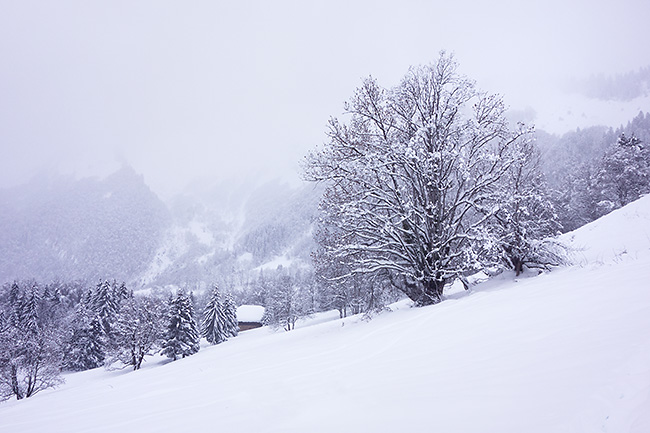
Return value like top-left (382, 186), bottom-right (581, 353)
top-left (236, 305), bottom-right (265, 323)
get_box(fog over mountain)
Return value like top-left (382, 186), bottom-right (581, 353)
top-left (0, 168), bottom-right (319, 292)
top-left (1, 0), bottom-right (648, 198)
top-left (0, 166), bottom-right (168, 284)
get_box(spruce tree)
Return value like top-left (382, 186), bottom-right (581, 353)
top-left (161, 290), bottom-right (200, 360)
top-left (8, 282), bottom-right (20, 307)
top-left (8, 282), bottom-right (23, 327)
top-left (201, 286), bottom-right (228, 345)
top-left (21, 285), bottom-right (40, 334)
top-left (223, 293), bottom-right (239, 338)
top-left (91, 280), bottom-right (119, 336)
top-left (62, 303), bottom-right (106, 371)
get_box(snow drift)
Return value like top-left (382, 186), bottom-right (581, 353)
top-left (1, 196), bottom-right (650, 432)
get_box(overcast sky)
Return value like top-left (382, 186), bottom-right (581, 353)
top-left (1, 0), bottom-right (648, 198)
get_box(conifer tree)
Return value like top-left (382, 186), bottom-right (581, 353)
top-left (62, 303), bottom-right (106, 371)
top-left (21, 285), bottom-right (40, 334)
top-left (222, 293), bottom-right (239, 338)
top-left (91, 280), bottom-right (119, 336)
top-left (7, 282), bottom-right (23, 327)
top-left (161, 290), bottom-right (200, 360)
top-left (8, 282), bottom-right (20, 307)
top-left (0, 311), bottom-right (6, 333)
top-left (40, 283), bottom-right (63, 327)
top-left (114, 281), bottom-right (129, 304)
top-left (201, 286), bottom-right (228, 345)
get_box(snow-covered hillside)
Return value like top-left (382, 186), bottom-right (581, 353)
top-left (0, 173), bottom-right (318, 291)
top-left (529, 91), bottom-right (650, 135)
top-left (1, 197), bottom-right (650, 432)
top-left (561, 195), bottom-right (650, 265)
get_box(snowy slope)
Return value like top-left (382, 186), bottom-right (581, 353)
top-left (561, 194), bottom-right (650, 265)
top-left (530, 91), bottom-right (650, 135)
top-left (2, 198), bottom-right (650, 432)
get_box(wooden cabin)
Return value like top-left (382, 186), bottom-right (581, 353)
top-left (236, 305), bottom-right (266, 331)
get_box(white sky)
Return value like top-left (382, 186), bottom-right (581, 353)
top-left (1, 0), bottom-right (648, 197)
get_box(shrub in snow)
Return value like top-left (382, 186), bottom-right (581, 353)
top-left (109, 296), bottom-right (166, 370)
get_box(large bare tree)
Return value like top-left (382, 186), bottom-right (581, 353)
top-left (305, 53), bottom-right (531, 305)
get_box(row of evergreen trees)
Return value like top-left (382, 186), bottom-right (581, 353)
top-left (0, 280), bottom-right (238, 401)
top-left (543, 112), bottom-right (650, 232)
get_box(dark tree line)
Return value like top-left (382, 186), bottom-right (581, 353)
top-left (0, 279), bottom-right (241, 402)
top-left (542, 111), bottom-right (650, 232)
top-left (0, 282), bottom-right (65, 401)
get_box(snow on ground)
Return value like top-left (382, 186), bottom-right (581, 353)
top-left (516, 89), bottom-right (650, 135)
top-left (188, 219), bottom-right (214, 246)
top-left (2, 197), bottom-right (650, 432)
top-left (133, 225), bottom-right (190, 287)
top-left (561, 195), bottom-right (650, 265)
top-left (254, 253), bottom-right (296, 271)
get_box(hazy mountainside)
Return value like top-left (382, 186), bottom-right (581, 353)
top-left (537, 111), bottom-right (650, 184)
top-left (0, 170), bottom-right (319, 291)
top-left (536, 126), bottom-right (611, 183)
top-left (534, 111), bottom-right (650, 232)
top-left (0, 166), bottom-right (169, 283)
top-left (136, 179), bottom-right (320, 292)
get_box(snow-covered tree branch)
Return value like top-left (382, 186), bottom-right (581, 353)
top-left (305, 53), bottom-right (535, 305)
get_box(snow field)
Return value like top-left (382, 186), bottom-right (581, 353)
top-left (1, 196), bottom-right (650, 432)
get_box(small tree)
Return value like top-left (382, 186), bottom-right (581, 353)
top-left (201, 286), bottom-right (228, 345)
top-left (110, 296), bottom-right (165, 370)
top-left (161, 290), bottom-right (200, 360)
top-left (62, 303), bottom-right (106, 371)
top-left (596, 133), bottom-right (650, 208)
top-left (222, 293), bottom-right (239, 338)
top-left (91, 280), bottom-right (120, 337)
top-left (0, 287), bottom-right (64, 401)
top-left (20, 285), bottom-right (40, 334)
top-left (0, 328), bottom-right (63, 401)
top-left (490, 138), bottom-right (564, 275)
top-left (263, 272), bottom-right (308, 331)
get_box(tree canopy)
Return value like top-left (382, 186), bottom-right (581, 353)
top-left (305, 53), bottom-right (540, 305)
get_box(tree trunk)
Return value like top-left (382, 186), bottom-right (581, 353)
top-left (418, 279), bottom-right (446, 306)
top-left (406, 278), bottom-right (445, 306)
top-left (513, 256), bottom-right (523, 276)
top-left (10, 364), bottom-right (23, 400)
top-left (393, 274), bottom-right (446, 306)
